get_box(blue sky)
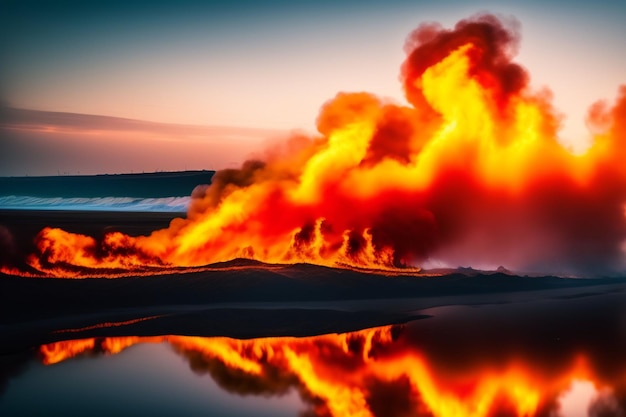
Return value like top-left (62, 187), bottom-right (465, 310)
top-left (1, 0), bottom-right (625, 174)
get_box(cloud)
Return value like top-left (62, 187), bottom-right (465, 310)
top-left (0, 107), bottom-right (286, 176)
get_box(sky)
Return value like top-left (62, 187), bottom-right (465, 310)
top-left (1, 0), bottom-right (625, 176)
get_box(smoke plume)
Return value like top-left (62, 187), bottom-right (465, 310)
top-left (7, 13), bottom-right (626, 277)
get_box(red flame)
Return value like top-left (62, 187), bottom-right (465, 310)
top-left (4, 13), bottom-right (626, 277)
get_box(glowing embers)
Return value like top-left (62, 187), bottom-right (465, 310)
top-left (39, 326), bottom-right (626, 417)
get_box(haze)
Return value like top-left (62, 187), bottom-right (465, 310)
top-left (1, 0), bottom-right (625, 175)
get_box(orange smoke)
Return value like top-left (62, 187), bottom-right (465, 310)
top-left (39, 326), bottom-right (626, 417)
top-left (10, 13), bottom-right (626, 276)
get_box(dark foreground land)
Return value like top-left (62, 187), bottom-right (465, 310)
top-left (1, 208), bottom-right (625, 354)
top-left (1, 261), bottom-right (625, 352)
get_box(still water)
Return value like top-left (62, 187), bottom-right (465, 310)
top-left (1, 340), bottom-right (302, 417)
top-left (2, 299), bottom-right (626, 417)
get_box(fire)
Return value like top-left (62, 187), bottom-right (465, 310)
top-left (40, 338), bottom-right (96, 365)
top-left (4, 13), bottom-right (626, 276)
top-left (38, 326), bottom-right (626, 416)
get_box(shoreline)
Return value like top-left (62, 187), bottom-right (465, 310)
top-left (2, 266), bottom-right (624, 353)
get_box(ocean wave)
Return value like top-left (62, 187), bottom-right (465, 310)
top-left (0, 195), bottom-right (190, 212)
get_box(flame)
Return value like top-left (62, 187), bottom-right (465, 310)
top-left (4, 13), bottom-right (626, 277)
top-left (38, 326), bottom-right (626, 417)
top-left (40, 338), bottom-right (96, 365)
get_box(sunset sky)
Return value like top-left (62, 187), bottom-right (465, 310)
top-left (1, 0), bottom-right (625, 176)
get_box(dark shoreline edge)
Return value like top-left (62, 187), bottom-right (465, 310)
top-left (1, 264), bottom-right (625, 353)
top-left (3, 263), bottom-right (624, 322)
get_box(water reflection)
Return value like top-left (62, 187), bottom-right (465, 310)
top-left (2, 290), bottom-right (626, 417)
top-left (28, 323), bottom-right (626, 417)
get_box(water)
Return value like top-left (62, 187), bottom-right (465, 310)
top-left (0, 195), bottom-right (190, 212)
top-left (2, 293), bottom-right (626, 417)
top-left (1, 318), bottom-right (625, 417)
top-left (0, 341), bottom-right (302, 417)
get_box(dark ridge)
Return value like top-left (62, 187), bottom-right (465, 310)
top-left (1, 267), bottom-right (624, 324)
top-left (206, 258), bottom-right (271, 269)
top-left (0, 170), bottom-right (215, 198)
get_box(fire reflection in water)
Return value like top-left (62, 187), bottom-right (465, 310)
top-left (39, 325), bottom-right (626, 417)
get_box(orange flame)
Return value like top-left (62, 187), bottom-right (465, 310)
top-left (39, 326), bottom-right (626, 417)
top-left (40, 338), bottom-right (96, 365)
top-left (5, 14), bottom-right (626, 277)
